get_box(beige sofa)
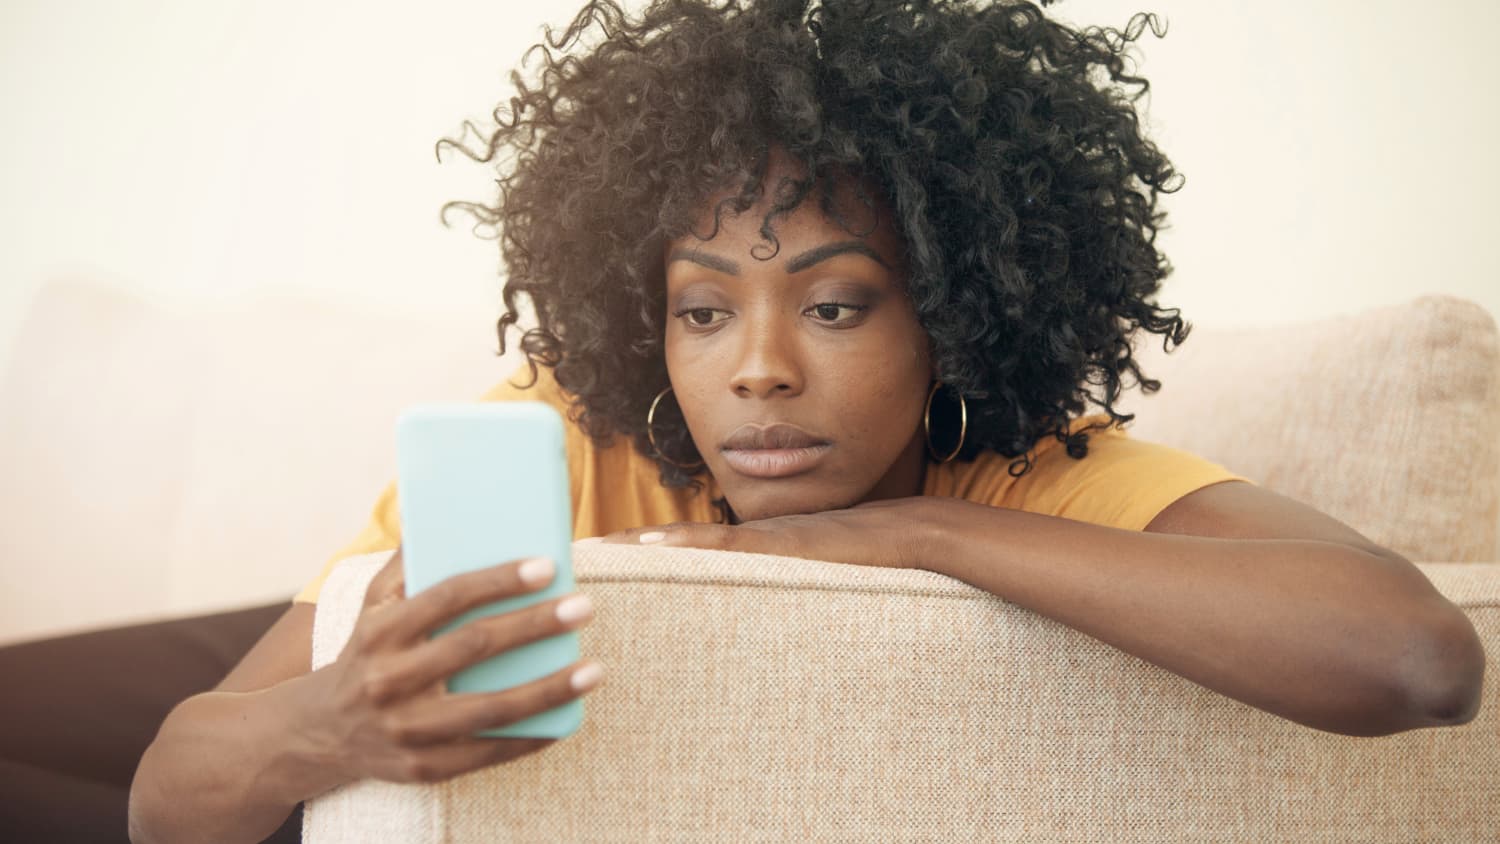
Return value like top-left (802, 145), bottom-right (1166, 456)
top-left (303, 295), bottom-right (1499, 841)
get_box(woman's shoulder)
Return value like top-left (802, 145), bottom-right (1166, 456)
top-left (475, 358), bottom-right (618, 473)
top-left (932, 413), bottom-right (1251, 532)
top-left (1017, 412), bottom-right (1231, 486)
top-left (476, 360), bottom-right (573, 408)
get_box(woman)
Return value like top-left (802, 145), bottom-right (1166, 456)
top-left (15, 0), bottom-right (1487, 841)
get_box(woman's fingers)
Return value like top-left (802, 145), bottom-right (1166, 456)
top-left (378, 659), bottom-right (604, 750)
top-left (358, 591), bottom-right (595, 706)
top-left (330, 551), bottom-right (601, 786)
top-left (359, 555), bottom-right (556, 651)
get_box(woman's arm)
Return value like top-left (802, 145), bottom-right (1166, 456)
top-left (601, 481), bottom-right (1485, 737)
top-left (129, 672), bottom-right (349, 844)
top-left (130, 549), bottom-right (605, 843)
top-left (128, 603), bottom-right (349, 844)
top-left (917, 481), bottom-right (1485, 737)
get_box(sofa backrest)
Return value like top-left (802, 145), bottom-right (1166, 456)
top-left (303, 546), bottom-right (1500, 842)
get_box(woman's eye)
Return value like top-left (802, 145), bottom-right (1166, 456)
top-left (675, 307), bottom-right (726, 328)
top-left (807, 302), bottom-right (867, 324)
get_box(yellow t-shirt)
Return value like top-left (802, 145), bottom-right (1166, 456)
top-left (292, 364), bottom-right (1251, 604)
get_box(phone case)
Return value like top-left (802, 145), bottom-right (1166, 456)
top-left (395, 401), bottom-right (582, 739)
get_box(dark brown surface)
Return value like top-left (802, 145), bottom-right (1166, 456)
top-left (0, 600), bottom-right (303, 843)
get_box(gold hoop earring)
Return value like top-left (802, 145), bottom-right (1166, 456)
top-left (647, 386), bottom-right (705, 470)
top-left (924, 380), bottom-right (967, 464)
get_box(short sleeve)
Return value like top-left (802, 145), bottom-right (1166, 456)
top-left (1010, 429), bottom-right (1254, 532)
top-left (291, 362), bottom-right (582, 605)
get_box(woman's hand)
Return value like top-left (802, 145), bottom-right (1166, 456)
top-left (299, 546), bottom-right (603, 785)
top-left (595, 495), bottom-right (934, 569)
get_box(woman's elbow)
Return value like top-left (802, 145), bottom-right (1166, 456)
top-left (1402, 603), bottom-right (1486, 728)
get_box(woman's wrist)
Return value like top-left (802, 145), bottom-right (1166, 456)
top-left (130, 675), bottom-right (348, 844)
top-left (894, 495), bottom-right (968, 574)
top-left (258, 667), bottom-right (358, 806)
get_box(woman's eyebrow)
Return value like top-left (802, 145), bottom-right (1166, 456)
top-left (666, 248), bottom-right (740, 275)
top-left (784, 241), bottom-right (891, 273)
top-left (666, 241), bottom-right (891, 276)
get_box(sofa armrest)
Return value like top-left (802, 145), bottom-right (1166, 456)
top-left (305, 546), bottom-right (1498, 842)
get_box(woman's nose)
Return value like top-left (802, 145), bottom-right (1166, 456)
top-left (729, 317), bottom-right (803, 398)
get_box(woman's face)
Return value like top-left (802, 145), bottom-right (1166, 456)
top-left (662, 164), bottom-right (935, 523)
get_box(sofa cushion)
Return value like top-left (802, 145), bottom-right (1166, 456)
top-left (1114, 294), bottom-right (1500, 561)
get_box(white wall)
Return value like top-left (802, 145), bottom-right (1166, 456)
top-left (1044, 1), bottom-right (1499, 329)
top-left (3, 0), bottom-right (1496, 356)
top-left (0, 0), bottom-right (594, 360)
top-left (1, 0), bottom-right (1496, 637)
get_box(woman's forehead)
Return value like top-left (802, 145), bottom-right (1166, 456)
top-left (665, 195), bottom-right (905, 276)
top-left (671, 165), bottom-right (900, 249)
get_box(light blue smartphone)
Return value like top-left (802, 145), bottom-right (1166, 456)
top-left (394, 401), bottom-right (582, 740)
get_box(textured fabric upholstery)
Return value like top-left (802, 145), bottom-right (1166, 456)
top-left (306, 547), bottom-right (1498, 842)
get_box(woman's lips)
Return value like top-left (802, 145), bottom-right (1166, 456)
top-left (719, 444), bottom-right (832, 479)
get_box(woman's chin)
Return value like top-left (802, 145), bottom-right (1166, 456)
top-left (721, 482), bottom-right (859, 523)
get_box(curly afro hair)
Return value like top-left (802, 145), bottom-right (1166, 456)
top-left (437, 0), bottom-right (1189, 518)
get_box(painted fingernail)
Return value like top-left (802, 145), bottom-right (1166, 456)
top-left (556, 594), bottom-right (594, 624)
top-left (571, 661), bottom-right (604, 692)
top-left (638, 531), bottom-right (666, 544)
top-left (518, 557), bottom-right (555, 586)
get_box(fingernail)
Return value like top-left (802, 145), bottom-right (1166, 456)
top-left (518, 557), bottom-right (555, 586)
top-left (570, 661), bottom-right (604, 692)
top-left (638, 531), bottom-right (666, 544)
top-left (556, 594), bottom-right (594, 624)
top-left (575, 537), bottom-right (603, 546)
